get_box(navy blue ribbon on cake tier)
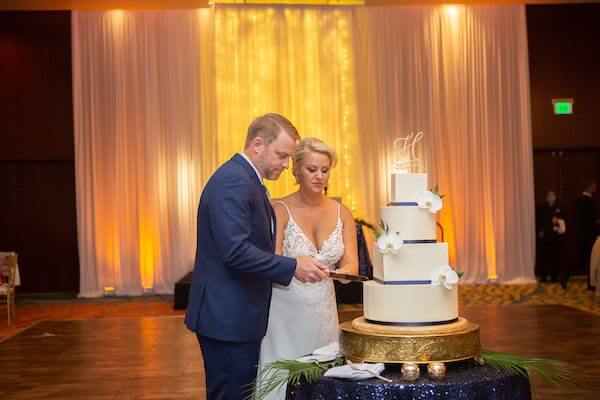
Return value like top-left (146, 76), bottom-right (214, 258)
top-left (403, 239), bottom-right (436, 244)
top-left (364, 318), bottom-right (459, 326)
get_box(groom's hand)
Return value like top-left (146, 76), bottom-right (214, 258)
top-left (294, 256), bottom-right (329, 283)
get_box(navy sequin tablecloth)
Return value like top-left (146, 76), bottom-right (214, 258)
top-left (286, 362), bottom-right (531, 400)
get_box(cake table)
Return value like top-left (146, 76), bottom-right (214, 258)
top-left (286, 361), bottom-right (532, 400)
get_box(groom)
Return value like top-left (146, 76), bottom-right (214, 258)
top-left (185, 113), bottom-right (329, 400)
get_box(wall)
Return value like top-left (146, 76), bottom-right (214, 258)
top-left (0, 11), bottom-right (79, 293)
top-left (527, 4), bottom-right (600, 150)
top-left (527, 4), bottom-right (600, 276)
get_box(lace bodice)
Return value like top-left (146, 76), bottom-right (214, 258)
top-left (275, 201), bottom-right (345, 267)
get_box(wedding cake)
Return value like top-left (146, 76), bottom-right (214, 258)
top-left (363, 172), bottom-right (460, 326)
top-left (340, 134), bottom-right (479, 368)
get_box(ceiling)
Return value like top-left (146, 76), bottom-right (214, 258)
top-left (0, 0), bottom-right (597, 10)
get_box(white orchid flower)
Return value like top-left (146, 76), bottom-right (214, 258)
top-left (429, 265), bottom-right (459, 290)
top-left (377, 233), bottom-right (404, 254)
top-left (416, 191), bottom-right (443, 213)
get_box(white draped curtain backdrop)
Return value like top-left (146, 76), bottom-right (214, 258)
top-left (72, 10), bottom-right (212, 296)
top-left (72, 4), bottom-right (535, 297)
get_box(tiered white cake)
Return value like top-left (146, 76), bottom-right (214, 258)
top-left (363, 173), bottom-right (458, 326)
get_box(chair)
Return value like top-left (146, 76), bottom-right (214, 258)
top-left (0, 252), bottom-right (17, 325)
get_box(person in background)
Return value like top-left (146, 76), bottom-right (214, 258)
top-left (590, 236), bottom-right (600, 298)
top-left (562, 181), bottom-right (598, 290)
top-left (536, 189), bottom-right (567, 283)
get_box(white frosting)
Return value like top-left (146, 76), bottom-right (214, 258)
top-left (381, 206), bottom-right (437, 241)
top-left (362, 171), bottom-right (457, 326)
top-left (373, 242), bottom-right (449, 281)
top-left (363, 280), bottom-right (458, 324)
top-left (391, 173), bottom-right (428, 203)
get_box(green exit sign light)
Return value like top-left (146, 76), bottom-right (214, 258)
top-left (552, 98), bottom-right (573, 115)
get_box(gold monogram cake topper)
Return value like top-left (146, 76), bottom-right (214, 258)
top-left (392, 131), bottom-right (424, 173)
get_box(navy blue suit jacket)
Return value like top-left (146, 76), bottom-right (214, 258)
top-left (185, 154), bottom-right (297, 342)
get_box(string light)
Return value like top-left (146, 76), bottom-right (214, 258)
top-left (211, 6), bottom-right (362, 216)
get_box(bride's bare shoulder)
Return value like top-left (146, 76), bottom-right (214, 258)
top-left (324, 197), bottom-right (343, 211)
top-left (273, 192), bottom-right (298, 206)
top-left (272, 193), bottom-right (297, 220)
top-left (325, 198), bottom-right (353, 221)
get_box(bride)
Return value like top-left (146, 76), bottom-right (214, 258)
top-left (257, 137), bottom-right (359, 400)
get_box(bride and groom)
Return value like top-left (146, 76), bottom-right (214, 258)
top-left (184, 113), bottom-right (358, 400)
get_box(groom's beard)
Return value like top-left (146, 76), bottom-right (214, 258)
top-left (263, 166), bottom-right (283, 180)
top-left (258, 154), bottom-right (284, 180)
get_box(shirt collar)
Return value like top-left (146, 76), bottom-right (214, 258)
top-left (583, 192), bottom-right (592, 198)
top-left (239, 152), bottom-right (263, 185)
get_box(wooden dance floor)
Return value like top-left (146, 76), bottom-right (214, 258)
top-left (0, 305), bottom-right (598, 399)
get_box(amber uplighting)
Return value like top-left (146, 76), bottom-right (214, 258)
top-left (103, 286), bottom-right (116, 296)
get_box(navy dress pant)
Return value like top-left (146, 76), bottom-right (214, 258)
top-left (197, 334), bottom-right (261, 400)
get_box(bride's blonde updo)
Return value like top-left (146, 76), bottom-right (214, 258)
top-left (292, 137), bottom-right (338, 183)
top-left (292, 137), bottom-right (338, 180)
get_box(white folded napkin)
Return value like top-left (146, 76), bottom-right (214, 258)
top-left (324, 363), bottom-right (385, 380)
top-left (313, 342), bottom-right (339, 357)
top-left (295, 342), bottom-right (340, 363)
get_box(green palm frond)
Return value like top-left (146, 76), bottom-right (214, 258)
top-left (354, 217), bottom-right (377, 233)
top-left (430, 184), bottom-right (446, 198)
top-left (373, 219), bottom-right (389, 239)
top-left (481, 350), bottom-right (575, 390)
top-left (247, 358), bottom-right (344, 400)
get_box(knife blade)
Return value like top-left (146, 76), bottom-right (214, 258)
top-left (328, 272), bottom-right (370, 282)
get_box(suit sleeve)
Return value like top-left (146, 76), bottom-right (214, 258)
top-left (207, 174), bottom-right (296, 286)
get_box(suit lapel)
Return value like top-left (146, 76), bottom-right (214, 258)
top-left (271, 206), bottom-right (277, 248)
top-left (232, 153), bottom-right (263, 189)
top-left (260, 185), bottom-right (275, 242)
top-left (231, 154), bottom-right (276, 245)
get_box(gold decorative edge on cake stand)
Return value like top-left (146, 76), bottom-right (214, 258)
top-left (352, 316), bottom-right (469, 335)
top-left (339, 319), bottom-right (481, 364)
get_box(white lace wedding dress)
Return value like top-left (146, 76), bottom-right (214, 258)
top-left (257, 201), bottom-right (345, 400)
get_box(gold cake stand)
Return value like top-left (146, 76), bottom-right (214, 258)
top-left (339, 317), bottom-right (481, 380)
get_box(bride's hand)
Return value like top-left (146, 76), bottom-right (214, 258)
top-left (294, 256), bottom-right (329, 283)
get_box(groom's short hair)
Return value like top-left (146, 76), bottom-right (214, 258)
top-left (245, 113), bottom-right (300, 148)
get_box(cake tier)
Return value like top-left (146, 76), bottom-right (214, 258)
top-left (391, 173), bottom-right (428, 203)
top-left (363, 280), bottom-right (458, 325)
top-left (381, 206), bottom-right (437, 241)
top-left (373, 242), bottom-right (449, 282)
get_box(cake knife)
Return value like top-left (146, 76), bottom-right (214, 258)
top-left (329, 272), bottom-right (370, 282)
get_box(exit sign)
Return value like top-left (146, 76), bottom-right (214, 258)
top-left (552, 98), bottom-right (573, 115)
